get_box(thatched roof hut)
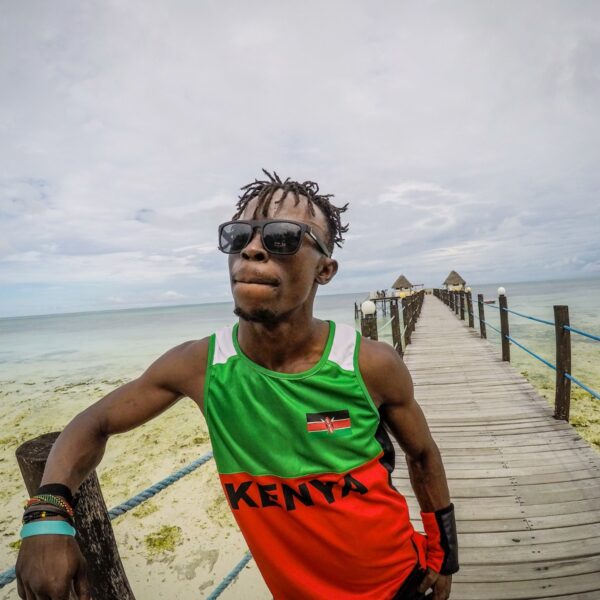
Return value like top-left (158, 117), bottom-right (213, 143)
top-left (392, 275), bottom-right (413, 290)
top-left (443, 270), bottom-right (466, 289)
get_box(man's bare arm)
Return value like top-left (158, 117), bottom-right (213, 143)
top-left (359, 337), bottom-right (450, 511)
top-left (359, 338), bottom-right (456, 599)
top-left (42, 338), bottom-right (209, 491)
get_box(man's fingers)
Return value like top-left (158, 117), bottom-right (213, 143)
top-left (431, 573), bottom-right (452, 600)
top-left (417, 568), bottom-right (438, 594)
top-left (16, 576), bottom-right (26, 599)
top-left (73, 562), bottom-right (92, 600)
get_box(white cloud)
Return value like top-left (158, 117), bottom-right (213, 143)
top-left (1, 1), bottom-right (599, 316)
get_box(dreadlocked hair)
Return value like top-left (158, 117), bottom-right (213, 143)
top-left (233, 169), bottom-right (349, 252)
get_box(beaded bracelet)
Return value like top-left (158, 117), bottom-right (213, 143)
top-left (23, 509), bottom-right (74, 526)
top-left (25, 494), bottom-right (74, 517)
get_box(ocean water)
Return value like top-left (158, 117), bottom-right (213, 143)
top-left (1, 280), bottom-right (598, 395)
top-left (0, 292), bottom-right (363, 386)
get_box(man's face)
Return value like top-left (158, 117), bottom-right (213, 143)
top-left (227, 191), bottom-right (338, 325)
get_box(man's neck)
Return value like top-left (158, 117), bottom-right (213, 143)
top-left (237, 311), bottom-right (330, 374)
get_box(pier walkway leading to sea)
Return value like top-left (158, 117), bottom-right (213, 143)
top-left (395, 295), bottom-right (600, 600)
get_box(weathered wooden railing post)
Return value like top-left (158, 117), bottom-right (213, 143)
top-left (553, 305), bottom-right (571, 421)
top-left (459, 291), bottom-right (465, 321)
top-left (390, 299), bottom-right (403, 356)
top-left (466, 291), bottom-right (474, 328)
top-left (402, 296), bottom-right (411, 346)
top-left (360, 300), bottom-right (378, 341)
top-left (16, 432), bottom-right (136, 600)
top-left (498, 293), bottom-right (510, 362)
top-left (477, 293), bottom-right (487, 339)
top-left (454, 292), bottom-right (460, 316)
top-left (449, 291), bottom-right (454, 312)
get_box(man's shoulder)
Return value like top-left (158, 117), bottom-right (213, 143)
top-left (358, 335), bottom-right (405, 374)
top-left (153, 337), bottom-right (212, 378)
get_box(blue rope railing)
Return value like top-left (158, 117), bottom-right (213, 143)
top-left (473, 297), bottom-right (600, 402)
top-left (564, 325), bottom-right (600, 344)
top-left (506, 335), bottom-right (557, 372)
top-left (0, 451), bottom-right (214, 590)
top-left (502, 308), bottom-right (555, 327)
top-left (108, 451), bottom-right (213, 518)
top-left (565, 373), bottom-right (600, 401)
top-left (207, 551), bottom-right (253, 600)
top-left (482, 319), bottom-right (502, 336)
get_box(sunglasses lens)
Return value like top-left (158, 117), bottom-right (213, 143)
top-left (219, 222), bottom-right (253, 253)
top-left (262, 222), bottom-right (303, 254)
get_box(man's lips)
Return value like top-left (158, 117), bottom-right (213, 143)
top-left (233, 276), bottom-right (280, 286)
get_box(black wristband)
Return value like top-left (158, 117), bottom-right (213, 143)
top-left (434, 503), bottom-right (459, 575)
top-left (36, 483), bottom-right (75, 507)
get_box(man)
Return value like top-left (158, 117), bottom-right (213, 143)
top-left (16, 171), bottom-right (458, 600)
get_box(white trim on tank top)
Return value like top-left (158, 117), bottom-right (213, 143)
top-left (327, 322), bottom-right (356, 372)
top-left (212, 321), bottom-right (357, 371)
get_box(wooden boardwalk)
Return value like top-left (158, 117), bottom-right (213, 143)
top-left (394, 295), bottom-right (600, 599)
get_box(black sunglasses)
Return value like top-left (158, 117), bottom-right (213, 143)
top-left (218, 219), bottom-right (331, 257)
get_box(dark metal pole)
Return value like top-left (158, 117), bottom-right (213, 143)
top-left (498, 294), bottom-right (510, 362)
top-left (553, 305), bottom-right (572, 421)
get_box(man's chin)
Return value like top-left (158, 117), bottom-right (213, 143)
top-left (234, 305), bottom-right (283, 326)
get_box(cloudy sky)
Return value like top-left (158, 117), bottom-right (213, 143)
top-left (1, 1), bottom-right (599, 317)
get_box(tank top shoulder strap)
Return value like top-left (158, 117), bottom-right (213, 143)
top-left (212, 325), bottom-right (236, 365)
top-left (327, 322), bottom-right (358, 372)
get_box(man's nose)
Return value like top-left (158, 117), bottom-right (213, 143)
top-left (241, 229), bottom-right (268, 261)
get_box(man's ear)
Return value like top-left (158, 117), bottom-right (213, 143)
top-left (315, 258), bottom-right (338, 285)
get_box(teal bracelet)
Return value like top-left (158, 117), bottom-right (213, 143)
top-left (20, 520), bottom-right (76, 539)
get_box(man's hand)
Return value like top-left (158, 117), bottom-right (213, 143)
top-left (16, 535), bottom-right (90, 600)
top-left (418, 569), bottom-right (452, 599)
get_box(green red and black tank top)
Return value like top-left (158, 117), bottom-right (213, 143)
top-left (204, 321), bottom-right (426, 600)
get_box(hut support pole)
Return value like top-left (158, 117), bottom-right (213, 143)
top-left (553, 306), bottom-right (571, 422)
top-left (16, 432), bottom-right (136, 600)
top-left (499, 294), bottom-right (510, 362)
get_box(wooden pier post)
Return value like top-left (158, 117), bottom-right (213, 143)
top-left (553, 305), bottom-right (572, 421)
top-left (459, 291), bottom-right (465, 321)
top-left (477, 293), bottom-right (487, 339)
top-left (390, 299), bottom-right (403, 356)
top-left (16, 432), bottom-right (136, 600)
top-left (498, 293), bottom-right (510, 362)
top-left (449, 291), bottom-right (454, 312)
top-left (466, 291), bottom-right (474, 328)
top-left (360, 300), bottom-right (378, 341)
top-left (402, 296), bottom-right (411, 346)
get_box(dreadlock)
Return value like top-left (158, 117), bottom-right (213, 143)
top-left (233, 169), bottom-right (349, 252)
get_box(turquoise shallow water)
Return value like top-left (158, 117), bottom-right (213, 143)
top-left (0, 279), bottom-right (598, 392)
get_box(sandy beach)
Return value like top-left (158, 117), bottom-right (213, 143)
top-left (0, 370), bottom-right (269, 600)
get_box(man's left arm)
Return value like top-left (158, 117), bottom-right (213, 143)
top-left (359, 338), bottom-right (459, 599)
